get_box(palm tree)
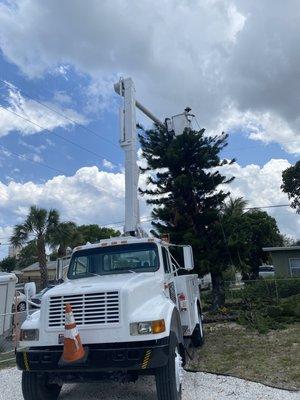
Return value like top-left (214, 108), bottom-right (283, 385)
top-left (49, 222), bottom-right (83, 258)
top-left (223, 197), bottom-right (248, 217)
top-left (10, 206), bottom-right (59, 288)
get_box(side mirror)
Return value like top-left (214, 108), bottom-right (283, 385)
top-left (183, 245), bottom-right (194, 271)
top-left (24, 282), bottom-right (36, 299)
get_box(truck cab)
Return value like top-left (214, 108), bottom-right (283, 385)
top-left (17, 237), bottom-right (203, 400)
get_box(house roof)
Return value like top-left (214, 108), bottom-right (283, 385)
top-left (22, 260), bottom-right (57, 272)
top-left (263, 246), bottom-right (300, 252)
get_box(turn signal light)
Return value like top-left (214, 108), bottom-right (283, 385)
top-left (130, 319), bottom-right (166, 335)
top-left (151, 319), bottom-right (166, 334)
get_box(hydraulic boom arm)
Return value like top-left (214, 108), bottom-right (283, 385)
top-left (114, 77), bottom-right (194, 237)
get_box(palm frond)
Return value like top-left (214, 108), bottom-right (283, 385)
top-left (10, 224), bottom-right (29, 246)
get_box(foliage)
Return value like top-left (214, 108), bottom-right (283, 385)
top-left (214, 204), bottom-right (283, 280)
top-left (222, 267), bottom-right (236, 283)
top-left (48, 221), bottom-right (83, 257)
top-left (139, 125), bottom-right (235, 310)
top-left (0, 256), bottom-right (17, 272)
top-left (48, 223), bottom-right (120, 258)
top-left (280, 234), bottom-right (296, 247)
top-left (17, 240), bottom-right (38, 269)
top-left (281, 160), bottom-right (300, 213)
top-left (10, 205), bottom-right (59, 288)
top-left (203, 278), bottom-right (300, 333)
top-left (242, 210), bottom-right (283, 278)
top-left (77, 224), bottom-right (120, 244)
top-left (237, 279), bottom-right (300, 333)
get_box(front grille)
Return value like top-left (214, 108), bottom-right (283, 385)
top-left (48, 291), bottom-right (120, 328)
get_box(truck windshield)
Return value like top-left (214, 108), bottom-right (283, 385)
top-left (68, 243), bottom-right (159, 279)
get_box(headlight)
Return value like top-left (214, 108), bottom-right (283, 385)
top-left (20, 329), bottom-right (39, 341)
top-left (130, 319), bottom-right (165, 335)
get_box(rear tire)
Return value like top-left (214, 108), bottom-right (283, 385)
top-left (155, 340), bottom-right (182, 400)
top-left (191, 307), bottom-right (204, 347)
top-left (22, 371), bottom-right (61, 400)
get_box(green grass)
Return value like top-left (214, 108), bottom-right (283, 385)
top-left (188, 322), bottom-right (300, 391)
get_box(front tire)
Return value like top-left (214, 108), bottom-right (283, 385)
top-left (155, 341), bottom-right (182, 400)
top-left (191, 307), bottom-right (204, 347)
top-left (22, 372), bottom-right (62, 400)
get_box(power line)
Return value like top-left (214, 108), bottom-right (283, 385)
top-left (0, 105), bottom-right (111, 162)
top-left (0, 79), bottom-right (119, 149)
top-left (244, 204), bottom-right (290, 210)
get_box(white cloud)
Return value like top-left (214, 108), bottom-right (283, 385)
top-left (85, 75), bottom-right (120, 113)
top-left (221, 159), bottom-right (300, 239)
top-left (0, 226), bottom-right (14, 260)
top-left (0, 1), bottom-right (299, 152)
top-left (102, 159), bottom-right (116, 170)
top-left (52, 91), bottom-right (72, 105)
top-left (18, 139), bottom-right (46, 154)
top-left (45, 138), bottom-right (55, 146)
top-left (32, 154), bottom-right (43, 163)
top-left (214, 105), bottom-right (300, 155)
top-left (53, 65), bottom-right (70, 79)
top-left (0, 84), bottom-right (86, 137)
top-left (0, 167), bottom-right (126, 229)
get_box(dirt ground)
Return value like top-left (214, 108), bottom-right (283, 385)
top-left (188, 322), bottom-right (300, 391)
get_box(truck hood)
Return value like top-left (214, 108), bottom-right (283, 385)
top-left (44, 272), bottom-right (161, 298)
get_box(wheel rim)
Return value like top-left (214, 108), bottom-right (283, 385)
top-left (174, 347), bottom-right (183, 392)
top-left (18, 303), bottom-right (26, 311)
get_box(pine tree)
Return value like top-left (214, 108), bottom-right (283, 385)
top-left (139, 125), bottom-right (235, 309)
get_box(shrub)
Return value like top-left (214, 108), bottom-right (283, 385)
top-left (203, 278), bottom-right (300, 332)
top-left (277, 279), bottom-right (300, 298)
top-left (237, 281), bottom-right (300, 332)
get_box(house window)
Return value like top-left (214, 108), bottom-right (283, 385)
top-left (289, 258), bottom-right (300, 277)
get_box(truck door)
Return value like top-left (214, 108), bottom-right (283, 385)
top-left (162, 247), bottom-right (178, 307)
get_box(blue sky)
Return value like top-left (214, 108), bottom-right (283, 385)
top-left (0, 0), bottom-right (299, 259)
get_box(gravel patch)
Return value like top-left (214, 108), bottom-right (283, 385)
top-left (0, 368), bottom-right (298, 400)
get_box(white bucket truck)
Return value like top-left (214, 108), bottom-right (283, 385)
top-left (16, 78), bottom-right (203, 400)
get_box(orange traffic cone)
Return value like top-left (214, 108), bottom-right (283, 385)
top-left (59, 303), bottom-right (87, 365)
